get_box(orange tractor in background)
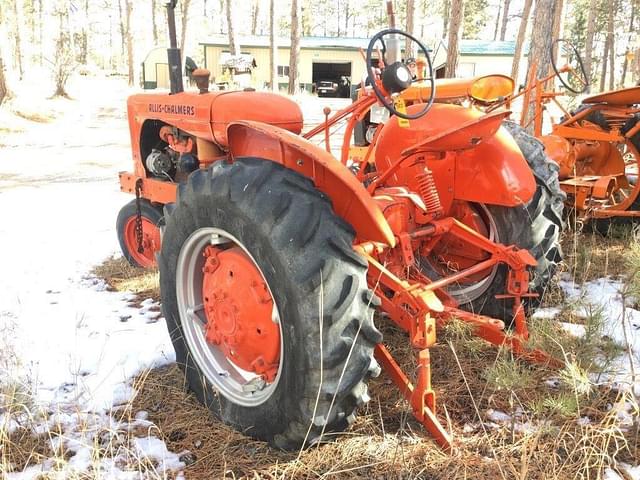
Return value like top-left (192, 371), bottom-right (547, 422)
top-left (411, 39), bottom-right (640, 230)
top-left (115, 1), bottom-right (562, 451)
top-left (507, 39), bottom-right (640, 230)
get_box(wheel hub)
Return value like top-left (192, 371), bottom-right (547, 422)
top-left (201, 245), bottom-right (280, 382)
top-left (124, 216), bottom-right (161, 267)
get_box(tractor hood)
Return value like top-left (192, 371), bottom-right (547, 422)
top-left (127, 90), bottom-right (304, 148)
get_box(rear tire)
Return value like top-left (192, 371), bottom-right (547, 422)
top-left (159, 158), bottom-right (381, 449)
top-left (450, 122), bottom-right (564, 321)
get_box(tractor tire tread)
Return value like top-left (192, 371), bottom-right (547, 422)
top-left (159, 157), bottom-right (380, 450)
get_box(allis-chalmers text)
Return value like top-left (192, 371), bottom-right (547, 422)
top-left (149, 104), bottom-right (196, 116)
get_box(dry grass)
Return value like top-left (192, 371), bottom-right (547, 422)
top-left (560, 225), bottom-right (634, 284)
top-left (98, 247), bottom-right (640, 478)
top-left (4, 230), bottom-right (640, 479)
top-left (91, 256), bottom-right (160, 305)
top-left (13, 109), bottom-right (55, 123)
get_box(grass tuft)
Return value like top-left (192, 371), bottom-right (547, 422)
top-left (482, 357), bottom-right (535, 391)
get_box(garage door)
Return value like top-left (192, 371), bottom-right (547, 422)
top-left (312, 62), bottom-right (352, 98)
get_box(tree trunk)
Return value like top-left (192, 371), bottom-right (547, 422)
top-left (525, 0), bottom-right (558, 131)
top-left (499, 0), bottom-right (511, 40)
top-left (493, 1), bottom-right (502, 41)
top-left (600, 0), bottom-right (614, 91)
top-left (251, 0), bottom-right (259, 35)
top-left (511, 0), bottom-right (533, 82)
top-left (445, 0), bottom-right (464, 77)
top-left (442, 0), bottom-right (451, 38)
top-left (0, 2), bottom-right (10, 106)
top-left (0, 51), bottom-right (7, 107)
top-left (583, 0), bottom-right (598, 92)
top-left (12, 0), bottom-right (23, 79)
top-left (600, 38), bottom-right (610, 91)
top-left (345, 0), bottom-right (350, 36)
top-left (180, 0), bottom-right (192, 53)
top-left (620, 2), bottom-right (635, 87)
top-left (551, 0), bottom-right (564, 48)
top-left (269, 0), bottom-right (277, 91)
top-left (288, 0), bottom-right (301, 95)
top-left (405, 0), bottom-right (415, 59)
top-left (80, 0), bottom-right (89, 65)
top-left (117, 0), bottom-right (125, 59)
top-left (226, 0), bottom-right (239, 55)
top-left (527, 0), bottom-right (558, 80)
top-left (151, 0), bottom-right (158, 44)
top-left (53, 0), bottom-right (72, 97)
top-left (36, 0), bottom-right (43, 65)
top-left (608, 5), bottom-right (615, 91)
top-left (123, 0), bottom-right (134, 86)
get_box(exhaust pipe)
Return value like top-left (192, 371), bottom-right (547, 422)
top-left (165, 1), bottom-right (184, 94)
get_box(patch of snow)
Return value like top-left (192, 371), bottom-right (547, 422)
top-left (560, 322), bottom-right (587, 338)
top-left (619, 464), bottom-right (640, 480)
top-left (559, 277), bottom-right (640, 396)
top-left (486, 409), bottom-right (511, 423)
top-left (0, 76), bottom-right (181, 478)
top-left (134, 436), bottom-right (186, 472)
top-left (532, 307), bottom-right (561, 319)
top-left (604, 468), bottom-right (624, 480)
top-left (577, 416), bottom-right (591, 426)
top-left (544, 377), bottom-right (561, 389)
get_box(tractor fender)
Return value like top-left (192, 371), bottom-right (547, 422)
top-left (226, 120), bottom-right (396, 247)
top-left (375, 104), bottom-right (536, 208)
top-left (452, 125), bottom-right (536, 207)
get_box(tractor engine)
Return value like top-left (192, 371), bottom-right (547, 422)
top-left (131, 90), bottom-right (304, 182)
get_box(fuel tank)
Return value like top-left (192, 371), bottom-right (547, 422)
top-left (128, 90), bottom-right (303, 148)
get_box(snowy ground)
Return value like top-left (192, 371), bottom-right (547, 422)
top-left (1, 74), bottom-right (638, 478)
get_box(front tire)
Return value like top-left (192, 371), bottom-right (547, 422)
top-left (116, 199), bottom-right (163, 268)
top-left (159, 158), bottom-right (381, 449)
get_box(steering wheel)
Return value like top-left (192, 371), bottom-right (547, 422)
top-left (365, 29), bottom-right (435, 120)
top-left (551, 39), bottom-right (589, 94)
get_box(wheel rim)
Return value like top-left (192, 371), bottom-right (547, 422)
top-left (124, 216), bottom-right (161, 268)
top-left (176, 227), bottom-right (283, 407)
top-left (421, 202), bottom-right (500, 303)
top-left (600, 139), bottom-right (640, 212)
top-left (580, 139), bottom-right (640, 213)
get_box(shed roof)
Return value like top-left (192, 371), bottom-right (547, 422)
top-left (201, 36), bottom-right (523, 57)
top-left (201, 35), bottom-right (372, 51)
top-left (458, 40), bottom-right (518, 56)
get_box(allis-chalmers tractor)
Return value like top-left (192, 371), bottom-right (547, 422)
top-left (487, 40), bottom-right (640, 230)
top-left (116, 2), bottom-right (561, 451)
top-left (393, 40), bottom-right (640, 230)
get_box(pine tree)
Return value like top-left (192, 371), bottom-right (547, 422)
top-left (269, 0), bottom-right (277, 91)
top-left (226, 0), bottom-right (239, 55)
top-left (511, 0), bottom-right (532, 82)
top-left (446, 0), bottom-right (464, 76)
top-left (123, 0), bottom-right (134, 86)
top-left (288, 0), bottom-right (301, 95)
top-left (499, 0), bottom-right (511, 40)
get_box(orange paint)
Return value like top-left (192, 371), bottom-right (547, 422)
top-left (123, 216), bottom-right (161, 268)
top-left (201, 245), bottom-right (280, 383)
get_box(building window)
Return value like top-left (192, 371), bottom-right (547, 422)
top-left (458, 62), bottom-right (476, 77)
top-left (277, 65), bottom-right (290, 77)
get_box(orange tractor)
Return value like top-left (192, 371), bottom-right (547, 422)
top-left (487, 39), bottom-right (640, 229)
top-left (115, 2), bottom-right (561, 450)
